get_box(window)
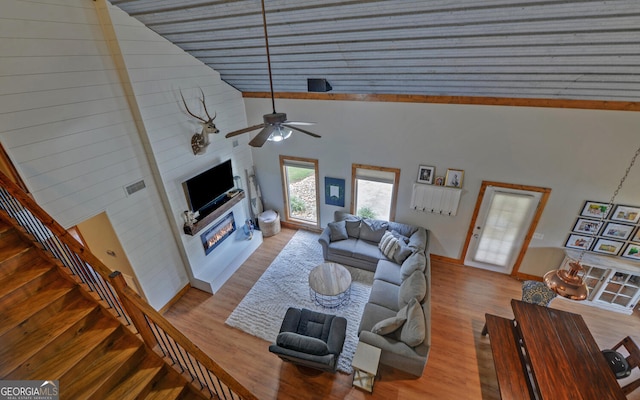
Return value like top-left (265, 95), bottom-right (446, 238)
top-left (351, 164), bottom-right (400, 221)
top-left (280, 156), bottom-right (319, 227)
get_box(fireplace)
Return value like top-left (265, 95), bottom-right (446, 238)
top-left (201, 212), bottom-right (236, 255)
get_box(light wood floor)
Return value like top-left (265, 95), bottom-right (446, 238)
top-left (165, 228), bottom-right (640, 399)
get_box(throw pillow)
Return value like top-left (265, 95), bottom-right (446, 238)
top-left (393, 242), bottom-right (413, 264)
top-left (400, 252), bottom-right (426, 280)
top-left (398, 270), bottom-right (426, 308)
top-left (276, 332), bottom-right (329, 356)
top-left (391, 230), bottom-right (411, 244)
top-left (378, 231), bottom-right (400, 260)
top-left (328, 220), bottom-right (348, 242)
top-left (399, 298), bottom-right (426, 347)
top-left (345, 219), bottom-right (361, 238)
top-left (360, 219), bottom-right (389, 242)
top-left (371, 315), bottom-right (407, 336)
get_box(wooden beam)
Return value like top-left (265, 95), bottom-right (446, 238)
top-left (243, 92), bottom-right (640, 112)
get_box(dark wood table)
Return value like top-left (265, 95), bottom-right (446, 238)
top-left (511, 299), bottom-right (626, 400)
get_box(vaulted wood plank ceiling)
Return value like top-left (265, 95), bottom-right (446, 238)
top-left (110, 0), bottom-right (640, 102)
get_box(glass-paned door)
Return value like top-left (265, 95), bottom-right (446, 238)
top-left (464, 186), bottom-right (542, 274)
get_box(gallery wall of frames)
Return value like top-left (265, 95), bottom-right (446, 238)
top-left (566, 201), bottom-right (640, 260)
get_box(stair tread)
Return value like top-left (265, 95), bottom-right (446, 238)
top-left (5, 310), bottom-right (121, 380)
top-left (102, 357), bottom-right (166, 400)
top-left (144, 373), bottom-right (191, 400)
top-left (0, 229), bottom-right (30, 260)
top-left (0, 246), bottom-right (41, 280)
top-left (0, 295), bottom-right (98, 376)
top-left (0, 280), bottom-right (76, 337)
top-left (0, 259), bottom-right (53, 299)
top-left (61, 336), bottom-right (147, 399)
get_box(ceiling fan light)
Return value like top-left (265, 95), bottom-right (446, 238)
top-left (268, 125), bottom-right (293, 142)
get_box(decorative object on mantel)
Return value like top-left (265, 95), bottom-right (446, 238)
top-left (180, 88), bottom-right (219, 155)
top-left (546, 144), bottom-right (640, 300)
top-left (242, 219), bottom-right (255, 240)
top-left (224, 0), bottom-right (320, 147)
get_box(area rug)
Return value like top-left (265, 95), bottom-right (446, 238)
top-left (225, 230), bottom-right (373, 374)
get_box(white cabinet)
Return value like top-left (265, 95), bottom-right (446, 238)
top-left (562, 250), bottom-right (640, 315)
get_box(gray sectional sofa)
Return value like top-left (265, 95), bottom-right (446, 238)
top-left (318, 211), bottom-right (431, 377)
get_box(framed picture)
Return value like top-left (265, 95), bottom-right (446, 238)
top-left (324, 177), bottom-right (345, 207)
top-left (444, 169), bottom-right (464, 188)
top-left (579, 201), bottom-right (612, 219)
top-left (434, 176), bottom-right (445, 186)
top-left (565, 234), bottom-right (594, 250)
top-left (610, 204), bottom-right (640, 224)
top-left (621, 243), bottom-right (640, 260)
top-left (417, 165), bottom-right (435, 184)
top-left (572, 218), bottom-right (603, 235)
top-left (631, 227), bottom-right (640, 244)
top-left (601, 222), bottom-right (635, 240)
top-left (591, 238), bottom-right (625, 256)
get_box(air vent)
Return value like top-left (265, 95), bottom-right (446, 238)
top-left (124, 180), bottom-right (146, 196)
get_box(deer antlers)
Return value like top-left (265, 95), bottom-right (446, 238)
top-left (180, 88), bottom-right (217, 124)
top-left (180, 88), bottom-right (220, 155)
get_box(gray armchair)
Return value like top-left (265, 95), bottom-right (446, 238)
top-left (268, 308), bottom-right (347, 373)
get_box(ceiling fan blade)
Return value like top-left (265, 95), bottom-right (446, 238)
top-left (225, 123), bottom-right (265, 138)
top-left (249, 125), bottom-right (276, 147)
top-left (283, 121), bottom-right (315, 126)
top-left (284, 124), bottom-right (321, 138)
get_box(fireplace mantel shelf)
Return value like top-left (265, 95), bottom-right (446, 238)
top-left (183, 191), bottom-right (246, 236)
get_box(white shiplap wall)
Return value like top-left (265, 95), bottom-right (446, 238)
top-left (106, 3), bottom-right (256, 292)
top-left (0, 0), bottom-right (253, 309)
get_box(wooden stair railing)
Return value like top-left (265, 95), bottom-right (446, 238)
top-left (0, 171), bottom-right (258, 400)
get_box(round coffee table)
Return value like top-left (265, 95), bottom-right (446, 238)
top-left (309, 262), bottom-right (352, 308)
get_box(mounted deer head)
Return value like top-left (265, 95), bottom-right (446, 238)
top-left (180, 89), bottom-right (219, 155)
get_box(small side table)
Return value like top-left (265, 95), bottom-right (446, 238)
top-left (352, 341), bottom-right (381, 393)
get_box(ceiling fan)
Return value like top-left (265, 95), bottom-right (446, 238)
top-left (225, 0), bottom-right (320, 147)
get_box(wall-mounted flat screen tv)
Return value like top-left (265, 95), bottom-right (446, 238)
top-left (183, 159), bottom-right (234, 212)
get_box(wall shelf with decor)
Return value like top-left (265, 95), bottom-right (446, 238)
top-left (561, 249), bottom-right (640, 314)
top-left (410, 183), bottom-right (461, 216)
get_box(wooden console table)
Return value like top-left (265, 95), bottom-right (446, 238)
top-left (486, 300), bottom-right (625, 399)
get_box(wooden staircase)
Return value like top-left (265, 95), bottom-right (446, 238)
top-left (0, 219), bottom-right (208, 399)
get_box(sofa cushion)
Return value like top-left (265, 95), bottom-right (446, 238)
top-left (369, 279), bottom-right (401, 311)
top-left (328, 220), bottom-right (348, 241)
top-left (400, 252), bottom-right (426, 280)
top-left (351, 240), bottom-right (385, 263)
top-left (276, 332), bottom-right (329, 356)
top-left (327, 238), bottom-right (357, 257)
top-left (374, 260), bottom-right (403, 285)
top-left (345, 219), bottom-right (361, 238)
top-left (360, 219), bottom-right (389, 242)
top-left (358, 302), bottom-right (397, 333)
top-left (388, 221), bottom-right (418, 238)
top-left (408, 228), bottom-right (428, 252)
top-left (399, 298), bottom-right (426, 347)
top-left (399, 270), bottom-right (427, 309)
top-left (371, 314), bottom-right (406, 336)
